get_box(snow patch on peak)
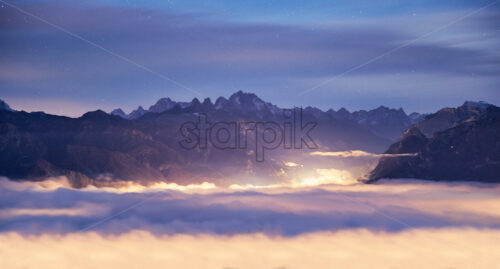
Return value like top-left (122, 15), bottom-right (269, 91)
top-left (149, 97), bottom-right (176, 113)
top-left (463, 101), bottom-right (490, 110)
top-left (128, 106), bottom-right (147, 119)
top-left (252, 96), bottom-right (265, 110)
top-left (110, 108), bottom-right (126, 118)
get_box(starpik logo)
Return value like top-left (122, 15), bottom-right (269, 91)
top-left (179, 108), bottom-right (318, 161)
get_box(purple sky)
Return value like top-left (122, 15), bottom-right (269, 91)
top-left (0, 0), bottom-right (499, 116)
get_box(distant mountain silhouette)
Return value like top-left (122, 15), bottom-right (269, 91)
top-left (0, 92), bottom-right (419, 187)
top-left (110, 91), bottom-right (421, 141)
top-left (327, 105), bottom-right (423, 141)
top-left (6, 93), bottom-right (496, 186)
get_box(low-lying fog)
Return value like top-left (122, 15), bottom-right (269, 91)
top-left (1, 177), bottom-right (499, 268)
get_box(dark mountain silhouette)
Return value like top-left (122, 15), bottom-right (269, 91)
top-left (111, 91), bottom-right (421, 141)
top-left (2, 94), bottom-right (498, 186)
top-left (413, 101), bottom-right (490, 137)
top-left (327, 106), bottom-right (422, 141)
top-left (110, 108), bottom-right (126, 118)
top-left (369, 103), bottom-right (500, 183)
top-left (0, 99), bottom-right (14, 112)
top-left (0, 92), bottom-right (416, 187)
top-left (127, 106), bottom-right (147, 119)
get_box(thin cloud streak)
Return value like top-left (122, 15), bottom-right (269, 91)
top-left (1, 1), bottom-right (499, 114)
top-left (310, 150), bottom-right (418, 158)
top-left (298, 0), bottom-right (500, 96)
top-left (0, 0), bottom-right (203, 97)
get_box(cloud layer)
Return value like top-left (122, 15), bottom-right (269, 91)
top-left (1, 177), bottom-right (499, 268)
top-left (1, 178), bottom-right (499, 235)
top-left (311, 150), bottom-right (418, 158)
top-left (1, 229), bottom-right (498, 269)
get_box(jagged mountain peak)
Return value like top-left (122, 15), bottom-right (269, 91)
top-left (463, 100), bottom-right (490, 110)
top-left (191, 98), bottom-right (201, 106)
top-left (215, 96), bottom-right (227, 104)
top-left (304, 106), bottom-right (324, 118)
top-left (374, 105), bottom-right (389, 111)
top-left (337, 107), bottom-right (350, 114)
top-left (203, 98), bottom-right (212, 105)
top-left (158, 97), bottom-right (173, 102)
top-left (229, 90), bottom-right (261, 104)
top-left (215, 97), bottom-right (229, 110)
top-left (229, 90), bottom-right (253, 98)
top-left (185, 97), bottom-right (214, 111)
top-left (128, 106), bottom-right (147, 119)
top-left (369, 105), bottom-right (406, 115)
top-left (414, 101), bottom-right (494, 137)
top-left (223, 90), bottom-right (273, 113)
top-left (110, 108), bottom-right (126, 117)
top-left (100, 92), bottom-right (425, 141)
top-left (402, 126), bottom-right (425, 138)
top-left (149, 97), bottom-right (176, 113)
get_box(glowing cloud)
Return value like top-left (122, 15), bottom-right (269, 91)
top-left (0, 177), bottom-right (217, 193)
top-left (297, 168), bottom-right (358, 186)
top-left (0, 229), bottom-right (498, 269)
top-left (0, 203), bottom-right (108, 219)
top-left (311, 150), bottom-right (418, 158)
top-left (0, 176), bottom-right (72, 191)
top-left (84, 181), bottom-right (217, 193)
top-left (284, 162), bottom-right (302, 167)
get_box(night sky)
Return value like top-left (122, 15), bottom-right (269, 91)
top-left (1, 0), bottom-right (499, 116)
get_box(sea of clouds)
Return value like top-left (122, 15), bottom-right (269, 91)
top-left (1, 177), bottom-right (499, 235)
top-left (1, 177), bottom-right (499, 268)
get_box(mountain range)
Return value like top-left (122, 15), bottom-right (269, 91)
top-left (0, 91), bottom-right (498, 186)
top-left (369, 102), bottom-right (500, 183)
top-left (111, 91), bottom-right (423, 141)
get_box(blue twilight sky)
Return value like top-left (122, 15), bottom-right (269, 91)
top-left (0, 0), bottom-right (499, 116)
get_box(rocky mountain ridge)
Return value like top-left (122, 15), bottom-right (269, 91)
top-left (110, 91), bottom-right (422, 141)
top-left (369, 103), bottom-right (499, 183)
